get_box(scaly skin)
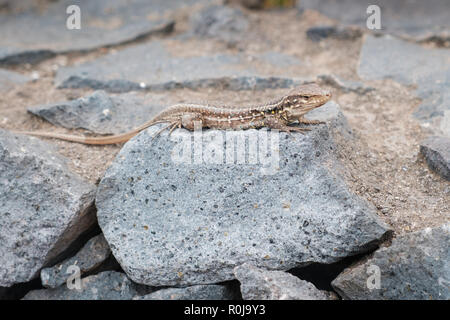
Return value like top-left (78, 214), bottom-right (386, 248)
top-left (14, 83), bottom-right (331, 145)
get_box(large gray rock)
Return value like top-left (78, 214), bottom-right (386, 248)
top-left (358, 35), bottom-right (450, 137)
top-left (27, 91), bottom-right (168, 135)
top-left (23, 271), bottom-right (140, 300)
top-left (95, 100), bottom-right (390, 286)
top-left (420, 136), bottom-right (450, 181)
top-left (299, 0), bottom-right (450, 42)
top-left (332, 224), bottom-right (450, 300)
top-left (55, 40), bottom-right (306, 92)
top-left (0, 129), bottom-right (96, 288)
top-left (234, 263), bottom-right (336, 300)
top-left (41, 234), bottom-right (113, 288)
top-left (136, 284), bottom-right (238, 300)
top-left (0, 69), bottom-right (30, 91)
top-left (0, 0), bottom-right (212, 65)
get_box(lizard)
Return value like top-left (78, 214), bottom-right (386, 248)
top-left (14, 83), bottom-right (331, 145)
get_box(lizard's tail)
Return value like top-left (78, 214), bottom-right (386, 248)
top-left (12, 119), bottom-right (172, 145)
top-left (12, 130), bottom-right (139, 145)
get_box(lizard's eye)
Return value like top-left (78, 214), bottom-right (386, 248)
top-left (297, 95), bottom-right (310, 102)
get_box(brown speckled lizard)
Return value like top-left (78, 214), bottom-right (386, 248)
top-left (14, 83), bottom-right (331, 145)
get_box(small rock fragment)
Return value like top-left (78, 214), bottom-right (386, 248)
top-left (135, 284), bottom-right (238, 300)
top-left (234, 263), bottom-right (337, 300)
top-left (41, 234), bottom-right (113, 288)
top-left (23, 271), bottom-right (140, 300)
top-left (332, 224), bottom-right (450, 300)
top-left (420, 136), bottom-right (450, 180)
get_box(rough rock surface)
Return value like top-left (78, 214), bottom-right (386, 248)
top-left (190, 5), bottom-right (249, 44)
top-left (332, 224), bottom-right (450, 300)
top-left (0, 69), bottom-right (30, 91)
top-left (299, 0), bottom-right (450, 42)
top-left (27, 91), bottom-right (167, 135)
top-left (23, 271), bottom-right (140, 300)
top-left (136, 284), bottom-right (238, 300)
top-left (55, 41), bottom-right (306, 92)
top-left (0, 129), bottom-right (96, 288)
top-left (234, 263), bottom-right (336, 300)
top-left (358, 35), bottom-right (450, 137)
top-left (318, 74), bottom-right (373, 94)
top-left (420, 136), bottom-right (450, 181)
top-left (41, 234), bottom-right (112, 289)
top-left (95, 101), bottom-right (390, 287)
top-left (0, 0), bottom-right (214, 65)
top-left (306, 26), bottom-right (362, 42)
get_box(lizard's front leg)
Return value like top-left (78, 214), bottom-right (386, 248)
top-left (264, 116), bottom-right (310, 133)
top-left (297, 116), bottom-right (324, 125)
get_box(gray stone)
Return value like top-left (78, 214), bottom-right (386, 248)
top-left (95, 100), bottom-right (390, 286)
top-left (27, 91), bottom-right (167, 135)
top-left (190, 5), bottom-right (249, 44)
top-left (0, 129), bottom-right (96, 288)
top-left (234, 263), bottom-right (336, 300)
top-left (55, 41), bottom-right (307, 92)
top-left (0, 68), bottom-right (30, 91)
top-left (0, 0), bottom-right (216, 65)
top-left (332, 224), bottom-right (450, 300)
top-left (41, 234), bottom-right (112, 289)
top-left (299, 0), bottom-right (450, 42)
top-left (23, 271), bottom-right (139, 300)
top-left (318, 74), bottom-right (374, 94)
top-left (420, 136), bottom-right (450, 181)
top-left (306, 26), bottom-right (362, 42)
top-left (358, 36), bottom-right (449, 85)
top-left (358, 35), bottom-right (450, 137)
top-left (136, 284), bottom-right (237, 300)
top-left (258, 52), bottom-right (303, 68)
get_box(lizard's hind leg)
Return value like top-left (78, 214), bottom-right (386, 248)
top-left (151, 121), bottom-right (182, 140)
top-left (168, 121), bottom-right (182, 136)
top-left (151, 122), bottom-right (173, 140)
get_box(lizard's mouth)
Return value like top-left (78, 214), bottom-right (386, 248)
top-left (287, 94), bottom-right (331, 118)
top-left (306, 94), bottom-right (331, 108)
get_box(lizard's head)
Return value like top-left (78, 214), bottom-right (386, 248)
top-left (282, 83), bottom-right (331, 112)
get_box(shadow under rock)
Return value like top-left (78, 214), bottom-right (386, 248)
top-left (288, 251), bottom-right (372, 294)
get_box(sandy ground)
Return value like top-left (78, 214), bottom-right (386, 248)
top-left (0, 8), bottom-right (448, 236)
